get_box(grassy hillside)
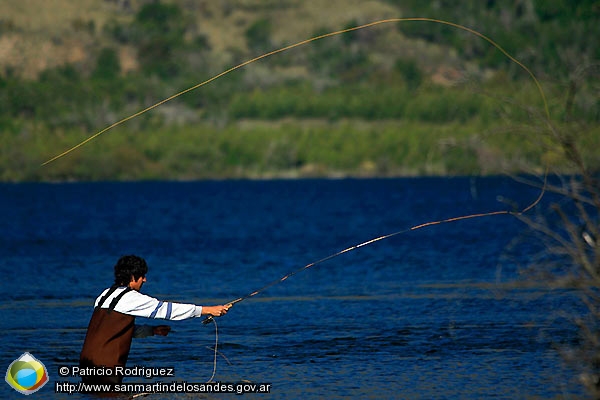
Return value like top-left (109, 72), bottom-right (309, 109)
top-left (2, 0), bottom-right (596, 79)
top-left (0, 0), bottom-right (465, 79)
top-left (0, 0), bottom-right (598, 181)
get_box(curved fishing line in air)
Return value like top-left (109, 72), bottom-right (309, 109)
top-left (39, 18), bottom-right (549, 380)
top-left (41, 17), bottom-right (551, 166)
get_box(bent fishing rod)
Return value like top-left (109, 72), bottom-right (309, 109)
top-left (202, 209), bottom-right (516, 325)
top-left (202, 174), bottom-right (548, 326)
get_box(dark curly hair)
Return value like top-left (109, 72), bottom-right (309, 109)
top-left (114, 255), bottom-right (148, 286)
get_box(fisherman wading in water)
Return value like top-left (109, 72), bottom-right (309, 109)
top-left (79, 255), bottom-right (230, 385)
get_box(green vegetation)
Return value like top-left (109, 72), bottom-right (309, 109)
top-left (0, 0), bottom-right (597, 181)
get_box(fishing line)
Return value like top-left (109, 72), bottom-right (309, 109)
top-left (206, 318), bottom-right (219, 383)
top-left (129, 318), bottom-right (219, 399)
top-left (37, 17), bottom-right (552, 388)
top-left (40, 17), bottom-right (551, 166)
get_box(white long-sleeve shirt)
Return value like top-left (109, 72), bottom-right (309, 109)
top-left (94, 286), bottom-right (203, 321)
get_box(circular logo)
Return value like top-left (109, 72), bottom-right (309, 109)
top-left (5, 353), bottom-right (49, 395)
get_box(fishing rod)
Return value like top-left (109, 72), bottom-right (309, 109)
top-left (203, 172), bottom-right (548, 325)
top-left (202, 209), bottom-right (514, 325)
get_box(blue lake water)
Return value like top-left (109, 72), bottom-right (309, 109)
top-left (0, 178), bottom-right (584, 399)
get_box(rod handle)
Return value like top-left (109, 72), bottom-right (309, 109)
top-left (202, 302), bottom-right (236, 325)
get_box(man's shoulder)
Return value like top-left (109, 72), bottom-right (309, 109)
top-left (95, 286), bottom-right (153, 306)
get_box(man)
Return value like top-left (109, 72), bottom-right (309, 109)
top-left (79, 255), bottom-right (231, 384)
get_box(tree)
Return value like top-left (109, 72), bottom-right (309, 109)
top-left (93, 47), bottom-right (121, 80)
top-left (133, 1), bottom-right (187, 78)
top-left (510, 65), bottom-right (600, 397)
top-left (245, 18), bottom-right (273, 53)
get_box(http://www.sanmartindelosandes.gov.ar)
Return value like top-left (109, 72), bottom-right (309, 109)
top-left (5, 352), bottom-right (49, 395)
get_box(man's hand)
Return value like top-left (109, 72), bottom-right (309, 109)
top-left (153, 325), bottom-right (172, 336)
top-left (202, 304), bottom-right (232, 317)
